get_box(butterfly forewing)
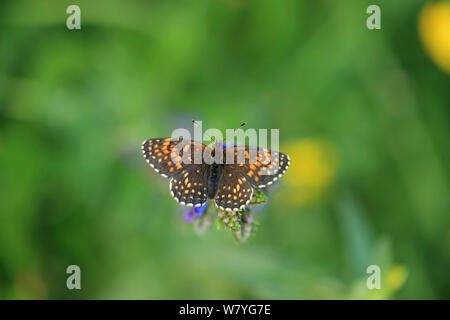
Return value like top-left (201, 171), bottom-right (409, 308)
top-left (223, 146), bottom-right (290, 189)
top-left (141, 138), bottom-right (210, 178)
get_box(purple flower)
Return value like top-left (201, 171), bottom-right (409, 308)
top-left (184, 203), bottom-right (208, 223)
top-left (222, 144), bottom-right (237, 150)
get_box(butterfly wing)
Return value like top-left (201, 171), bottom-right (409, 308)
top-left (141, 138), bottom-right (210, 178)
top-left (214, 165), bottom-right (254, 212)
top-left (170, 165), bottom-right (209, 207)
top-left (223, 146), bottom-right (290, 189)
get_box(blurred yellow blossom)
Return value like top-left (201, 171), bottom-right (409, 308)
top-left (282, 138), bottom-right (338, 206)
top-left (386, 264), bottom-right (408, 292)
top-left (419, 2), bottom-right (450, 73)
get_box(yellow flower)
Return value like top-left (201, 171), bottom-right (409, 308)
top-left (419, 2), bottom-right (450, 73)
top-left (386, 264), bottom-right (408, 292)
top-left (282, 138), bottom-right (338, 206)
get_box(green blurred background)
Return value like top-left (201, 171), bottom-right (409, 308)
top-left (0, 0), bottom-right (449, 299)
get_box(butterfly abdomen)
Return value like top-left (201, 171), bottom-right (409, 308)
top-left (207, 164), bottom-right (221, 199)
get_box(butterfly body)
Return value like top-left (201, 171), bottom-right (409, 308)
top-left (142, 137), bottom-right (290, 212)
top-left (206, 164), bottom-right (221, 199)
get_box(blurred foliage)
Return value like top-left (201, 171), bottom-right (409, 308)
top-left (0, 0), bottom-right (449, 299)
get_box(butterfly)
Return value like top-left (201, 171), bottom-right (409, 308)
top-left (141, 137), bottom-right (290, 212)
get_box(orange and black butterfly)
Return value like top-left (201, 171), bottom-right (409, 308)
top-left (141, 135), bottom-right (290, 212)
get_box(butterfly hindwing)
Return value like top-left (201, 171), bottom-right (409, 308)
top-left (170, 165), bottom-right (209, 207)
top-left (214, 165), bottom-right (254, 212)
top-left (141, 138), bottom-right (210, 178)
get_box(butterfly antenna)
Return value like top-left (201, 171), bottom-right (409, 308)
top-left (192, 119), bottom-right (214, 143)
top-left (238, 122), bottom-right (247, 129)
top-left (224, 121), bottom-right (247, 148)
